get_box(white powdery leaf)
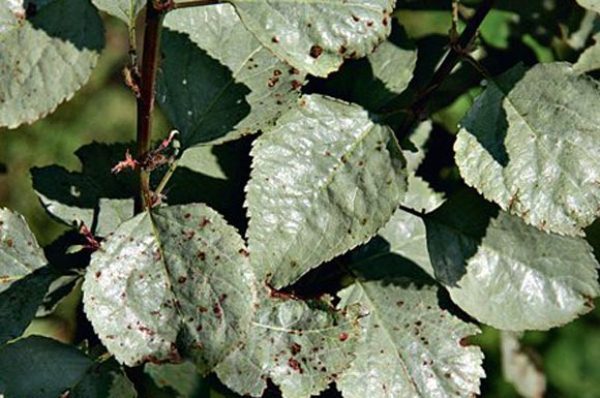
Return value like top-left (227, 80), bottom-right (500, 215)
top-left (455, 62), bottom-right (600, 236)
top-left (160, 4), bottom-right (306, 147)
top-left (83, 204), bottom-right (256, 370)
top-left (337, 282), bottom-right (484, 398)
top-left (215, 290), bottom-right (360, 398)
top-left (247, 94), bottom-right (407, 288)
top-left (228, 0), bottom-right (395, 77)
top-left (0, 0), bottom-right (103, 128)
top-left (0, 208), bottom-right (47, 294)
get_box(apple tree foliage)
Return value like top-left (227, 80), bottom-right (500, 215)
top-left (1, 0), bottom-right (600, 397)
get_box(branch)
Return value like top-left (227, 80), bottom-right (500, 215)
top-left (172, 0), bottom-right (219, 9)
top-left (396, 0), bottom-right (496, 136)
top-left (135, 2), bottom-right (167, 213)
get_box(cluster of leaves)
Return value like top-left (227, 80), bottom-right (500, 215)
top-left (2, 0), bottom-right (600, 397)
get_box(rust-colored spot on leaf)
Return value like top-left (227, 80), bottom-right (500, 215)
top-left (310, 45), bottom-right (324, 59)
top-left (290, 343), bottom-right (302, 355)
top-left (288, 358), bottom-right (303, 373)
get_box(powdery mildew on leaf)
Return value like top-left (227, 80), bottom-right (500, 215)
top-left (455, 62), bottom-right (600, 236)
top-left (576, 0), bottom-right (600, 13)
top-left (444, 211), bottom-right (600, 331)
top-left (368, 39), bottom-right (417, 96)
top-left (337, 282), bottom-right (484, 398)
top-left (228, 0), bottom-right (395, 77)
top-left (0, 208), bottom-right (47, 294)
top-left (574, 32), bottom-right (600, 74)
top-left (215, 290), bottom-right (360, 398)
top-left (160, 4), bottom-right (306, 146)
top-left (82, 204), bottom-right (256, 369)
top-left (246, 94), bottom-right (407, 288)
top-left (0, 0), bottom-right (104, 128)
top-left (378, 175), bottom-right (444, 278)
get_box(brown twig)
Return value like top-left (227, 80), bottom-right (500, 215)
top-left (396, 0), bottom-right (497, 137)
top-left (135, 1), bottom-right (167, 212)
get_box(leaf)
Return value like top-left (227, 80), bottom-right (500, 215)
top-left (0, 336), bottom-right (135, 398)
top-left (312, 21), bottom-right (416, 112)
top-left (577, 0), bottom-right (600, 13)
top-left (0, 267), bottom-right (56, 345)
top-left (574, 32), bottom-right (600, 74)
top-left (228, 0), bottom-right (395, 77)
top-left (367, 36), bottom-right (417, 96)
top-left (70, 359), bottom-right (138, 398)
top-left (455, 63), bottom-right (600, 236)
top-left (247, 94), bottom-right (407, 288)
top-left (31, 142), bottom-right (137, 231)
top-left (337, 282), bottom-right (484, 398)
top-left (92, 0), bottom-right (145, 28)
top-left (423, 191), bottom-right (600, 331)
top-left (160, 4), bottom-right (306, 147)
top-left (32, 141), bottom-right (246, 233)
top-left (0, 336), bottom-right (89, 398)
top-left (402, 121), bottom-right (432, 173)
top-left (378, 175), bottom-right (444, 278)
top-left (82, 204), bottom-right (256, 369)
top-left (145, 361), bottom-right (207, 398)
top-left (215, 290), bottom-right (359, 398)
top-left (500, 331), bottom-right (546, 398)
top-left (0, 0), bottom-right (104, 128)
top-left (0, 208), bottom-right (47, 293)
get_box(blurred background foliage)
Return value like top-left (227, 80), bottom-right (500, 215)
top-left (1, 1), bottom-right (600, 397)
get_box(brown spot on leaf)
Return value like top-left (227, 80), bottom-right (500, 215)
top-left (309, 45), bottom-right (324, 59)
top-left (288, 358), bottom-right (303, 373)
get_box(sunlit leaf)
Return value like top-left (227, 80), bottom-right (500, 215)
top-left (337, 282), bottom-right (484, 398)
top-left (247, 94), bottom-right (407, 288)
top-left (455, 63), bottom-right (600, 236)
top-left (228, 0), bottom-right (395, 77)
top-left (0, 0), bottom-right (104, 128)
top-left (82, 204), bottom-right (256, 369)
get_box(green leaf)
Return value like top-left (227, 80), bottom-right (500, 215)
top-left (0, 208), bottom-right (47, 293)
top-left (0, 0), bottom-right (104, 128)
top-left (82, 204), bottom-right (256, 370)
top-left (0, 336), bottom-right (91, 398)
top-left (92, 0), bottom-right (144, 28)
top-left (215, 291), bottom-right (359, 398)
top-left (145, 361), bottom-right (207, 398)
top-left (574, 32), bottom-right (600, 74)
top-left (500, 332), bottom-right (546, 398)
top-left (0, 267), bottom-right (56, 344)
top-left (337, 282), bottom-right (484, 398)
top-left (455, 63), bottom-right (600, 236)
top-left (70, 359), bottom-right (138, 398)
top-left (247, 94), bottom-right (407, 288)
top-left (228, 0), bottom-right (395, 77)
top-left (160, 5), bottom-right (306, 147)
top-left (0, 336), bottom-right (136, 398)
top-left (423, 191), bottom-right (600, 331)
top-left (31, 142), bottom-right (137, 231)
top-left (32, 141), bottom-right (246, 233)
